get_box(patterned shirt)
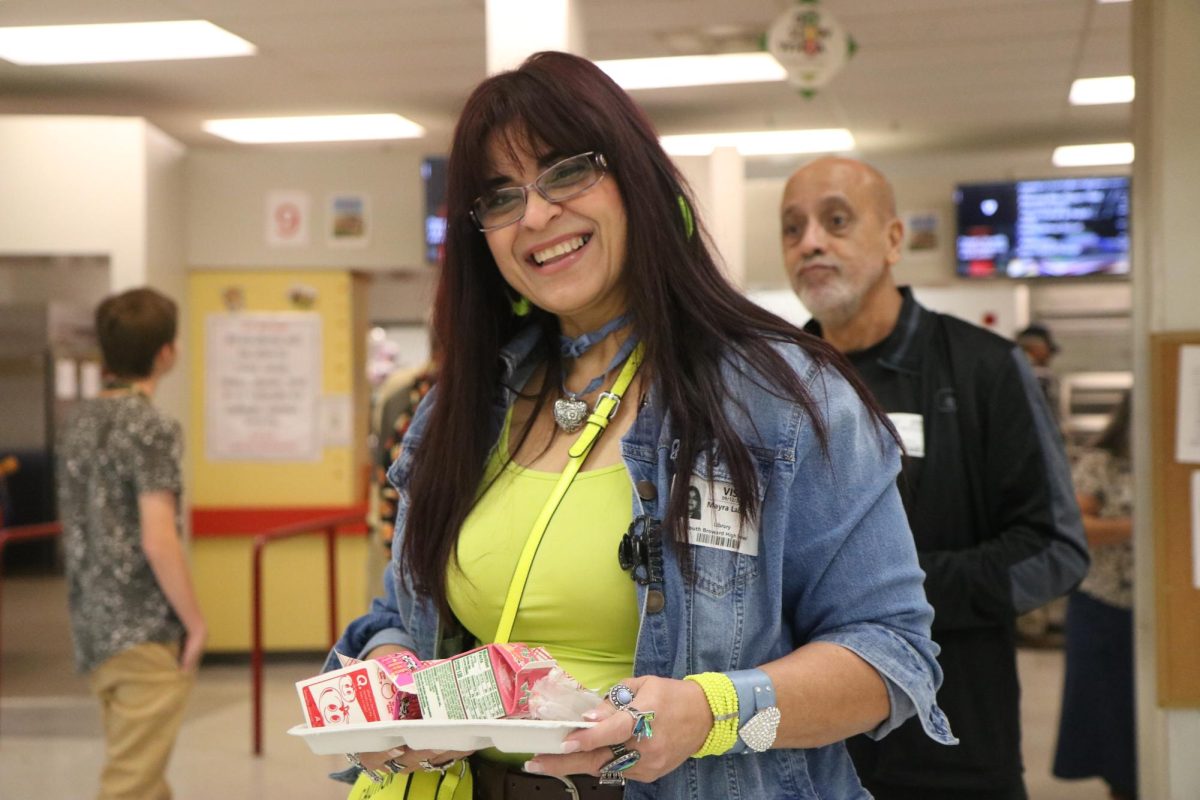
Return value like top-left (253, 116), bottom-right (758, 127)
top-left (375, 369), bottom-right (435, 549)
top-left (1072, 447), bottom-right (1134, 609)
top-left (57, 394), bottom-right (185, 673)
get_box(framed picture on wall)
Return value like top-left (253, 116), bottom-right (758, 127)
top-left (905, 210), bottom-right (940, 252)
top-left (328, 192), bottom-right (370, 248)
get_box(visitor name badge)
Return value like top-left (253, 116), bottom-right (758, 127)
top-left (888, 412), bottom-right (925, 458)
top-left (686, 477), bottom-right (759, 556)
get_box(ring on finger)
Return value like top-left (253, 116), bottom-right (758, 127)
top-left (384, 758), bottom-right (406, 774)
top-left (419, 758), bottom-right (448, 774)
top-left (600, 746), bottom-right (641, 775)
top-left (607, 683), bottom-right (636, 711)
top-left (622, 706), bottom-right (656, 741)
top-left (345, 753), bottom-right (383, 784)
top-left (599, 746), bottom-right (629, 787)
top-left (598, 770), bottom-right (626, 787)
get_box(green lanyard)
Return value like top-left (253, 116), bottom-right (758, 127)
top-left (492, 342), bottom-right (645, 645)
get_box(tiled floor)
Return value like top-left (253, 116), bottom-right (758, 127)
top-left (0, 575), bottom-right (1111, 799)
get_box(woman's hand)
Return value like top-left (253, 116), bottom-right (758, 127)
top-left (348, 647), bottom-right (474, 780)
top-left (527, 675), bottom-right (712, 784)
top-left (353, 746), bottom-right (474, 780)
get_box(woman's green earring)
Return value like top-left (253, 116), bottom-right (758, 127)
top-left (511, 295), bottom-right (532, 317)
top-left (677, 194), bottom-right (695, 240)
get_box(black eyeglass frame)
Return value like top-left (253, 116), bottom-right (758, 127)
top-left (469, 151), bottom-right (609, 232)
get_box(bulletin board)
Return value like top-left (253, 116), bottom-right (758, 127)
top-left (1150, 331), bottom-right (1200, 706)
top-left (187, 270), bottom-right (369, 520)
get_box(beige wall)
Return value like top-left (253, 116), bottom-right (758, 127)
top-left (0, 117), bottom-right (145, 288)
top-left (1132, 1), bottom-right (1200, 798)
top-left (185, 144), bottom-right (446, 272)
top-left (144, 125), bottom-right (190, 454)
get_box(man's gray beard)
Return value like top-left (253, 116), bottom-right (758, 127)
top-left (803, 289), bottom-right (863, 330)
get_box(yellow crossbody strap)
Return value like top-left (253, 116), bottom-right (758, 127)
top-left (436, 760), bottom-right (469, 799)
top-left (493, 342), bottom-right (644, 644)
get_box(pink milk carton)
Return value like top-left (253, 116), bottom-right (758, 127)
top-left (297, 664), bottom-right (389, 727)
top-left (296, 651), bottom-right (425, 728)
top-left (410, 643), bottom-right (555, 720)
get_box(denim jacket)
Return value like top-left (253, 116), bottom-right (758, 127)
top-left (329, 326), bottom-right (954, 799)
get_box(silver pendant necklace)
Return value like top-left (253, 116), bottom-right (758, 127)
top-left (552, 395), bottom-right (590, 434)
top-left (553, 315), bottom-right (637, 434)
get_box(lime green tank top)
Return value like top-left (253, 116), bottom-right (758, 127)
top-left (446, 408), bottom-right (638, 762)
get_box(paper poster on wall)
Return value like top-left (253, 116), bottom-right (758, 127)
top-left (328, 192), bottom-right (369, 248)
top-left (1175, 345), bottom-right (1200, 463)
top-left (79, 361), bottom-right (102, 398)
top-left (905, 210), bottom-right (940, 252)
top-left (266, 190), bottom-right (311, 247)
top-left (205, 313), bottom-right (322, 461)
top-left (54, 358), bottom-right (78, 399)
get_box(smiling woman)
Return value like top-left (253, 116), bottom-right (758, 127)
top-left (479, 140), bottom-right (627, 333)
top-left (327, 50), bottom-right (954, 800)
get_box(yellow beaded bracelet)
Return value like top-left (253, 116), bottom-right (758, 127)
top-left (684, 672), bottom-right (740, 757)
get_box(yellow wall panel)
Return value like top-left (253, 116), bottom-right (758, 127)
top-left (196, 535), bottom-right (371, 652)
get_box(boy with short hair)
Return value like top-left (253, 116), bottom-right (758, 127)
top-left (57, 287), bottom-right (206, 800)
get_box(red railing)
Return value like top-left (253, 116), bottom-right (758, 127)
top-left (250, 511), bottom-right (364, 755)
top-left (0, 521), bottom-right (63, 738)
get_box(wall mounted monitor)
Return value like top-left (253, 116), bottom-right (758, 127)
top-left (421, 156), bottom-right (448, 265)
top-left (955, 176), bottom-right (1130, 278)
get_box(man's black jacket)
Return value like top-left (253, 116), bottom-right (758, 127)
top-left (808, 288), bottom-right (1088, 793)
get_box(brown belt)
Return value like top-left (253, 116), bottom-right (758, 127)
top-left (472, 757), bottom-right (625, 800)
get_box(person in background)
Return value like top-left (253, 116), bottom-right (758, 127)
top-left (1014, 323), bottom-right (1067, 643)
top-left (1053, 391), bottom-right (1136, 799)
top-left (1017, 323), bottom-right (1062, 426)
top-left (56, 288), bottom-right (205, 800)
top-left (780, 156), bottom-right (1089, 800)
top-left (328, 51), bottom-right (953, 799)
top-left (371, 358), bottom-right (437, 550)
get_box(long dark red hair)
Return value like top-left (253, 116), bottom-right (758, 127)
top-left (404, 51), bottom-right (888, 612)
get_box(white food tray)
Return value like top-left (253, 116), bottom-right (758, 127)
top-left (289, 718), bottom-right (594, 756)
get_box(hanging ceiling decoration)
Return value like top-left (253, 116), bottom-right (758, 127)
top-left (766, 0), bottom-right (858, 99)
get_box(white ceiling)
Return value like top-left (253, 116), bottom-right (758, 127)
top-left (0, 0), bottom-right (1131, 158)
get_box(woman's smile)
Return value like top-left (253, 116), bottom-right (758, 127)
top-left (527, 232), bottom-right (593, 270)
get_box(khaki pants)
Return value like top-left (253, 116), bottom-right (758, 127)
top-left (88, 642), bottom-right (193, 800)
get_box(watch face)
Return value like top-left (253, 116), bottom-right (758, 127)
top-left (740, 706), bottom-right (781, 753)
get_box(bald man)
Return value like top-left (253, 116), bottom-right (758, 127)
top-left (781, 157), bottom-right (1089, 800)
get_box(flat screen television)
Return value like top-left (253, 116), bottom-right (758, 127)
top-left (954, 176), bottom-right (1130, 278)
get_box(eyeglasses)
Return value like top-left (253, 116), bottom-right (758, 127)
top-left (470, 151), bottom-right (608, 231)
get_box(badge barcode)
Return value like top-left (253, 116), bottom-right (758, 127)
top-left (691, 530), bottom-right (738, 550)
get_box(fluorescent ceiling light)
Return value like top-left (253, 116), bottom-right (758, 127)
top-left (595, 52), bottom-right (786, 90)
top-left (1052, 142), bottom-right (1134, 167)
top-left (1070, 75), bottom-right (1134, 105)
top-left (0, 20), bottom-right (255, 65)
top-left (1097, 0), bottom-right (1129, 4)
top-left (660, 129), bottom-right (855, 157)
top-left (204, 114), bottom-right (425, 144)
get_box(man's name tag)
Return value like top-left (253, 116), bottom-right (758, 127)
top-left (888, 412), bottom-right (925, 458)
top-left (685, 478), bottom-right (759, 556)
